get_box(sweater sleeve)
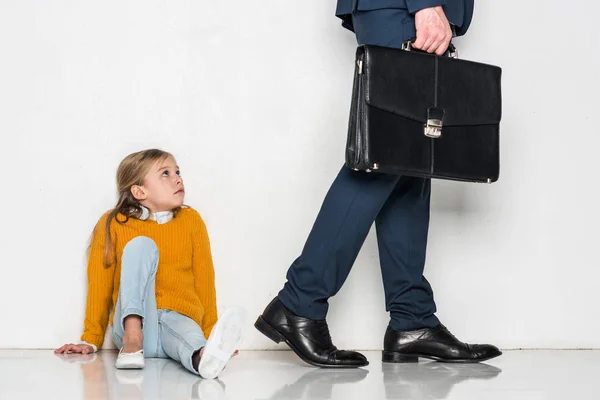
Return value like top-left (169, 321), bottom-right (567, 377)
top-left (80, 213), bottom-right (116, 349)
top-left (191, 210), bottom-right (218, 337)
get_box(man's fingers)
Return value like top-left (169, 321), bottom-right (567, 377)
top-left (434, 40), bottom-right (450, 56)
top-left (418, 33), bottom-right (435, 52)
top-left (415, 30), bottom-right (444, 54)
top-left (437, 31), bottom-right (453, 55)
top-left (433, 35), bottom-right (451, 56)
top-left (417, 29), bottom-right (451, 55)
top-left (413, 29), bottom-right (427, 49)
top-left (425, 35), bottom-right (442, 53)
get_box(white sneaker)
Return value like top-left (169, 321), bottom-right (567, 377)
top-left (198, 307), bottom-right (246, 379)
top-left (115, 348), bottom-right (145, 369)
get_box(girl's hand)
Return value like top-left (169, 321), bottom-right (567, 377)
top-left (54, 343), bottom-right (95, 355)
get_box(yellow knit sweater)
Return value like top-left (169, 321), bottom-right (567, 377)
top-left (80, 207), bottom-right (218, 349)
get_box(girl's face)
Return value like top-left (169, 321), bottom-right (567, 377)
top-left (132, 156), bottom-right (185, 212)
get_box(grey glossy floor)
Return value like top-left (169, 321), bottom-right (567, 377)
top-left (0, 350), bottom-right (598, 399)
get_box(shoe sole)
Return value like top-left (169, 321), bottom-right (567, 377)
top-left (254, 315), bottom-right (368, 369)
top-left (115, 363), bottom-right (145, 369)
top-left (198, 307), bottom-right (246, 379)
top-left (115, 358), bottom-right (145, 369)
top-left (382, 350), bottom-right (503, 364)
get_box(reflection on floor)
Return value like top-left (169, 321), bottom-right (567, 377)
top-left (0, 350), bottom-right (598, 399)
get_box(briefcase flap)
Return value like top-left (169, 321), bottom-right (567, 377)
top-left (360, 45), bottom-right (502, 128)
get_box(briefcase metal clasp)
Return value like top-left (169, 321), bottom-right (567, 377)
top-left (424, 119), bottom-right (443, 138)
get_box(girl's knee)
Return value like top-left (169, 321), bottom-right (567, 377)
top-left (122, 236), bottom-right (159, 272)
top-left (123, 236), bottom-right (158, 255)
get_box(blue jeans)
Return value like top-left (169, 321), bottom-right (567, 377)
top-left (112, 236), bottom-right (207, 375)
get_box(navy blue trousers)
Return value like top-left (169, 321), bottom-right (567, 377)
top-left (278, 8), bottom-right (440, 332)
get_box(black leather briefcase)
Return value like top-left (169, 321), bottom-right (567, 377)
top-left (345, 43), bottom-right (502, 183)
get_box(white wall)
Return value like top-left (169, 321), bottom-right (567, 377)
top-left (1, 0), bottom-right (599, 351)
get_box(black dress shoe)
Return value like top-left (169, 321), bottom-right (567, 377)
top-left (383, 324), bottom-right (502, 363)
top-left (255, 297), bottom-right (369, 368)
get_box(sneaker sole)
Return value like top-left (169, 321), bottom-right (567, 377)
top-left (198, 307), bottom-right (246, 379)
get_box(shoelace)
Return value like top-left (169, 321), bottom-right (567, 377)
top-left (439, 325), bottom-right (460, 342)
top-left (314, 320), bottom-right (333, 344)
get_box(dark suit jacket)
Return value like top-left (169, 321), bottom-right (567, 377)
top-left (335, 0), bottom-right (474, 36)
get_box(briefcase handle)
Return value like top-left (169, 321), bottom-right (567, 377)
top-left (401, 40), bottom-right (458, 59)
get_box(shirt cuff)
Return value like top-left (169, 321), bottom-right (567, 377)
top-left (80, 341), bottom-right (98, 353)
top-left (406, 0), bottom-right (447, 15)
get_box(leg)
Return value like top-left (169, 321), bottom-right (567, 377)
top-left (112, 236), bottom-right (164, 358)
top-left (257, 8), bottom-right (421, 369)
top-left (278, 166), bottom-right (400, 319)
top-left (158, 310), bottom-right (207, 375)
top-left (277, 8), bottom-right (418, 321)
top-left (375, 176), bottom-right (439, 331)
top-left (258, 167), bottom-right (396, 367)
top-left (351, 6), bottom-right (439, 331)
top-left (350, 8), bottom-right (500, 363)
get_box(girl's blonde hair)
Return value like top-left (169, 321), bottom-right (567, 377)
top-left (102, 149), bottom-right (181, 265)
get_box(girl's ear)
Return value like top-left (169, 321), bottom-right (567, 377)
top-left (131, 185), bottom-right (147, 201)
